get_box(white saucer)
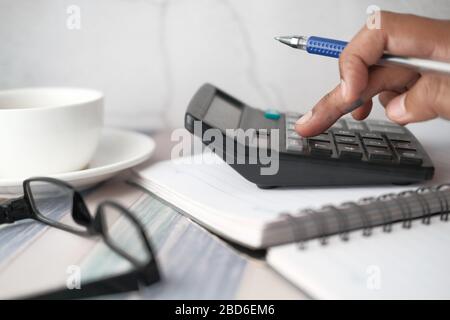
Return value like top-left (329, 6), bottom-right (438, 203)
top-left (0, 128), bottom-right (155, 197)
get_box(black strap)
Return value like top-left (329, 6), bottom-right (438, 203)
top-left (0, 198), bottom-right (30, 225)
top-left (0, 204), bottom-right (7, 224)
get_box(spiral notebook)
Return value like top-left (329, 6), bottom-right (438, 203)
top-left (266, 213), bottom-right (450, 299)
top-left (133, 121), bottom-right (450, 249)
top-left (266, 190), bottom-right (450, 299)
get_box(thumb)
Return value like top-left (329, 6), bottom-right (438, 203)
top-left (385, 75), bottom-right (450, 125)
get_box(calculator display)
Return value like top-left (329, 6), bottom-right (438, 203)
top-left (203, 96), bottom-right (242, 130)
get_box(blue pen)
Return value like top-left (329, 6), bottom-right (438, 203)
top-left (275, 35), bottom-right (450, 76)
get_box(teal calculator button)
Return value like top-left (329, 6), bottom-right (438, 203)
top-left (264, 110), bottom-right (281, 120)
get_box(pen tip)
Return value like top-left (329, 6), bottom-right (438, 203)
top-left (274, 36), bottom-right (293, 47)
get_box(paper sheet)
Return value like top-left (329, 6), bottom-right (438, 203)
top-left (268, 218), bottom-right (450, 299)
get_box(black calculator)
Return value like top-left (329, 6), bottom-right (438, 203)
top-left (185, 84), bottom-right (434, 188)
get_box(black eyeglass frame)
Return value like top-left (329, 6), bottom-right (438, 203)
top-left (0, 177), bottom-right (91, 234)
top-left (0, 177), bottom-right (161, 299)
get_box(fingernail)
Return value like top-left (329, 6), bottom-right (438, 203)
top-left (387, 93), bottom-right (407, 121)
top-left (341, 79), bottom-right (348, 100)
top-left (296, 111), bottom-right (313, 126)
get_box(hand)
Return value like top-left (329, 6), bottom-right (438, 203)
top-left (295, 11), bottom-right (450, 137)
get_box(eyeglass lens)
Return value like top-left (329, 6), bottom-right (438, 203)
top-left (100, 203), bottom-right (151, 267)
top-left (27, 180), bottom-right (89, 232)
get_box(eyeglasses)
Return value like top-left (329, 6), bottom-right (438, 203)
top-left (0, 177), bottom-right (160, 299)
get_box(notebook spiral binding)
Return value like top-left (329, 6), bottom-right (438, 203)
top-left (281, 183), bottom-right (450, 250)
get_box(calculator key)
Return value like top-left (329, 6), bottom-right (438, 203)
top-left (333, 130), bottom-right (355, 137)
top-left (309, 133), bottom-right (331, 142)
top-left (331, 121), bottom-right (346, 130)
top-left (361, 132), bottom-right (383, 140)
top-left (367, 147), bottom-right (393, 162)
top-left (256, 129), bottom-right (271, 136)
top-left (286, 112), bottom-right (302, 119)
top-left (386, 134), bottom-right (411, 143)
top-left (393, 142), bottom-right (416, 151)
top-left (346, 121), bottom-right (367, 131)
top-left (367, 119), bottom-right (398, 127)
top-left (256, 136), bottom-right (270, 150)
top-left (264, 110), bottom-right (281, 120)
top-left (335, 136), bottom-right (358, 145)
top-left (367, 124), bottom-right (406, 134)
top-left (309, 141), bottom-right (333, 156)
top-left (286, 130), bottom-right (302, 140)
top-left (286, 123), bottom-right (296, 131)
top-left (337, 144), bottom-right (363, 160)
top-left (285, 113), bottom-right (300, 124)
top-left (363, 138), bottom-right (387, 148)
top-left (399, 151), bottom-right (423, 165)
top-left (286, 139), bottom-right (304, 152)
top-left (286, 117), bottom-right (297, 124)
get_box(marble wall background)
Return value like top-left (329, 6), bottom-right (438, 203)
top-left (1, 0), bottom-right (449, 131)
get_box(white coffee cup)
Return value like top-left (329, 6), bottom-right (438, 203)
top-left (0, 88), bottom-right (104, 178)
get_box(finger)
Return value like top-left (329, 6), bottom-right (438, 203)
top-left (352, 100), bottom-right (373, 120)
top-left (386, 74), bottom-right (450, 125)
top-left (295, 84), bottom-right (345, 137)
top-left (351, 67), bottom-right (417, 120)
top-left (296, 67), bottom-right (418, 137)
top-left (339, 11), bottom-right (450, 105)
top-left (361, 66), bottom-right (419, 101)
top-left (379, 91), bottom-right (399, 108)
top-left (378, 72), bottom-right (420, 107)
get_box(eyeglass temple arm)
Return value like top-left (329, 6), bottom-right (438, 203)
top-left (0, 198), bottom-right (31, 224)
top-left (139, 260), bottom-right (161, 286)
top-left (25, 270), bottom-right (142, 300)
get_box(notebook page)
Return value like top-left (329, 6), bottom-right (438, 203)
top-left (267, 218), bottom-right (450, 299)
